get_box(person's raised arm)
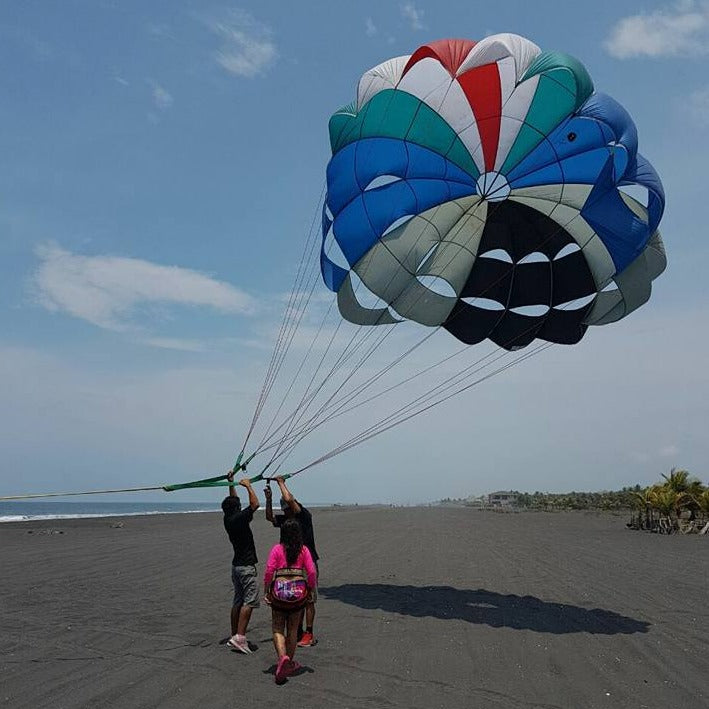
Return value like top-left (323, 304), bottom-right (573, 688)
top-left (227, 469), bottom-right (236, 497)
top-left (264, 482), bottom-right (275, 523)
top-left (276, 476), bottom-right (301, 514)
top-left (238, 478), bottom-right (259, 510)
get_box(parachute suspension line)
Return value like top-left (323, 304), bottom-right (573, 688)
top-left (265, 336), bottom-right (485, 467)
top-left (257, 243), bottom-right (326, 413)
top-left (0, 486), bottom-right (168, 501)
top-left (255, 244), bottom-right (403, 457)
top-left (260, 282), bottom-right (399, 468)
top-left (259, 298), bottom-right (345, 465)
top-left (241, 182), bottom-right (327, 451)
top-left (256, 315), bottom-right (396, 457)
top-left (292, 342), bottom-right (554, 476)
top-left (267, 339), bottom-right (492, 473)
top-left (272, 338), bottom-right (524, 473)
top-left (264, 321), bottom-right (403, 470)
top-left (245, 186), bottom-right (325, 445)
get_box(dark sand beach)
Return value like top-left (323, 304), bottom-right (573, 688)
top-left (1, 507), bottom-right (707, 708)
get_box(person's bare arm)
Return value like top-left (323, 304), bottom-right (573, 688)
top-left (227, 469), bottom-right (236, 497)
top-left (276, 476), bottom-right (301, 514)
top-left (238, 479), bottom-right (259, 510)
top-left (264, 482), bottom-right (275, 523)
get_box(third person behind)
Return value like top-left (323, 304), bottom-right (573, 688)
top-left (265, 476), bottom-right (319, 647)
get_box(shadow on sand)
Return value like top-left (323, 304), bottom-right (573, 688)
top-left (319, 584), bottom-right (649, 635)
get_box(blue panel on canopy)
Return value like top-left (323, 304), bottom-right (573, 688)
top-left (582, 158), bottom-right (651, 271)
top-left (320, 250), bottom-right (348, 292)
top-left (332, 195), bottom-right (380, 266)
top-left (326, 138), bottom-right (476, 216)
top-left (623, 153), bottom-right (665, 233)
top-left (578, 93), bottom-right (638, 157)
top-left (508, 160), bottom-right (564, 190)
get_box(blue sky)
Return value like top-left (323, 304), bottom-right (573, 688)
top-left (1, 1), bottom-right (707, 504)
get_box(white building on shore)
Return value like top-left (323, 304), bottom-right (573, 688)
top-left (487, 491), bottom-right (519, 508)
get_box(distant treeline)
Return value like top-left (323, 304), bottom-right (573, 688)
top-left (515, 488), bottom-right (641, 510)
top-left (442, 469), bottom-right (708, 516)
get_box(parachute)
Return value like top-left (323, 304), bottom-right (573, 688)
top-left (321, 34), bottom-right (666, 351)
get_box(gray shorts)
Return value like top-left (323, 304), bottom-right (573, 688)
top-left (232, 564), bottom-right (259, 608)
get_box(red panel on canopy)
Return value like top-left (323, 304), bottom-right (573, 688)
top-left (401, 38), bottom-right (477, 79)
top-left (457, 63), bottom-right (502, 171)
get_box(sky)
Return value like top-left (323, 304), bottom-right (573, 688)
top-left (1, 0), bottom-right (707, 504)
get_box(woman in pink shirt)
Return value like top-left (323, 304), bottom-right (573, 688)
top-left (264, 517), bottom-right (317, 684)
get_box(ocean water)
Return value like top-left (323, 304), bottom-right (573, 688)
top-left (0, 501), bottom-right (221, 523)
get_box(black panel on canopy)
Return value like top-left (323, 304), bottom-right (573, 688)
top-left (444, 200), bottom-right (597, 349)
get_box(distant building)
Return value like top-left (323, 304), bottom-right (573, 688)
top-left (487, 491), bottom-right (519, 508)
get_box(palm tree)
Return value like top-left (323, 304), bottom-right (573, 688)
top-left (648, 487), bottom-right (689, 533)
top-left (693, 489), bottom-right (709, 523)
top-left (661, 468), bottom-right (690, 492)
top-left (632, 488), bottom-right (654, 529)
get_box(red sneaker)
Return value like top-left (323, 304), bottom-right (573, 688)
top-left (297, 631), bottom-right (316, 647)
top-left (275, 655), bottom-right (290, 684)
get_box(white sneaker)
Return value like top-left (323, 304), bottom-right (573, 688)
top-left (227, 635), bottom-right (252, 654)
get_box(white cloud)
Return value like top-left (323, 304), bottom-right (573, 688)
top-left (401, 3), bottom-right (425, 31)
top-left (689, 83), bottom-right (709, 122)
top-left (207, 9), bottom-right (277, 78)
top-left (31, 243), bottom-right (253, 332)
top-left (151, 82), bottom-right (173, 110)
top-left (605, 2), bottom-right (709, 58)
top-left (365, 17), bottom-right (377, 37)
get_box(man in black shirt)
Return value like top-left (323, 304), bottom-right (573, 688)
top-left (265, 476), bottom-right (319, 647)
top-left (223, 470), bottom-right (260, 654)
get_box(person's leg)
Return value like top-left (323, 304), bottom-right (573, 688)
top-left (231, 604), bottom-right (241, 636)
top-left (298, 564), bottom-right (318, 646)
top-left (305, 602), bottom-right (315, 633)
top-left (237, 565), bottom-right (260, 637)
top-left (237, 606), bottom-right (253, 635)
top-left (272, 609), bottom-right (287, 658)
top-left (228, 566), bottom-right (258, 653)
top-left (230, 565), bottom-right (243, 637)
top-left (272, 608), bottom-right (291, 684)
top-left (285, 608), bottom-right (304, 660)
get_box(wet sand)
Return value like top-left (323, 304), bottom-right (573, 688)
top-left (1, 507), bottom-right (707, 708)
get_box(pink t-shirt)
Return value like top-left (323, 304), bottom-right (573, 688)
top-left (264, 544), bottom-right (317, 590)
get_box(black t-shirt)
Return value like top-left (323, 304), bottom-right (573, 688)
top-left (224, 506), bottom-right (257, 566)
top-left (274, 502), bottom-right (319, 562)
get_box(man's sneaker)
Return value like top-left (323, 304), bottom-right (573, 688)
top-left (297, 631), bottom-right (316, 647)
top-left (227, 635), bottom-right (252, 654)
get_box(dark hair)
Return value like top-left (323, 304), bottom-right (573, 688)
top-left (279, 518), bottom-right (303, 565)
top-left (222, 496), bottom-right (241, 514)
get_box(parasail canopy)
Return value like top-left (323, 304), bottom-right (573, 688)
top-left (321, 34), bottom-right (666, 351)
